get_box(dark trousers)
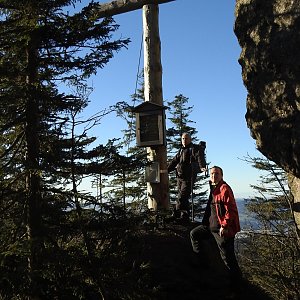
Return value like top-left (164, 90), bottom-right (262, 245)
top-left (190, 224), bottom-right (242, 282)
top-left (175, 177), bottom-right (195, 215)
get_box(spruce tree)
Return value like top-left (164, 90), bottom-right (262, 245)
top-left (239, 156), bottom-right (300, 300)
top-left (0, 1), bottom-right (129, 297)
top-left (104, 74), bottom-right (148, 212)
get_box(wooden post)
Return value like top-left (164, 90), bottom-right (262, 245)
top-left (143, 4), bottom-right (169, 211)
top-left (91, 0), bottom-right (173, 211)
top-left (91, 0), bottom-right (175, 18)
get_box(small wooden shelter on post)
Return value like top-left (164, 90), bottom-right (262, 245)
top-left (94, 0), bottom-right (175, 212)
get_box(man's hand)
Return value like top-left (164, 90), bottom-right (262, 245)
top-left (200, 167), bottom-right (206, 172)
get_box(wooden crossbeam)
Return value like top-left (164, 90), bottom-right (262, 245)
top-left (93, 0), bottom-right (175, 18)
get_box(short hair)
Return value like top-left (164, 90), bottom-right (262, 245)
top-left (210, 165), bottom-right (223, 176)
top-left (181, 132), bottom-right (191, 138)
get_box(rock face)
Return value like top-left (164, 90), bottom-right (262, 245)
top-left (234, 0), bottom-right (300, 232)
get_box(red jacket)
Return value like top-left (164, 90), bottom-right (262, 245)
top-left (212, 180), bottom-right (241, 238)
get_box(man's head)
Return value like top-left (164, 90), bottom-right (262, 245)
top-left (181, 132), bottom-right (191, 147)
top-left (210, 166), bottom-right (223, 184)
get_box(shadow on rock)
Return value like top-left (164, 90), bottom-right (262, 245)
top-left (136, 222), bottom-right (273, 300)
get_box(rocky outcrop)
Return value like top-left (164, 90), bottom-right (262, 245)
top-left (234, 0), bottom-right (300, 233)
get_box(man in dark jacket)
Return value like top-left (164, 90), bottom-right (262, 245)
top-left (190, 166), bottom-right (242, 290)
top-left (167, 132), bottom-right (206, 223)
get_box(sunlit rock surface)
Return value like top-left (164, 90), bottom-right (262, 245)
top-left (234, 0), bottom-right (300, 231)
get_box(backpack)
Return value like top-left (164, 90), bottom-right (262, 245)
top-left (177, 141), bottom-right (206, 175)
top-left (191, 141), bottom-right (206, 173)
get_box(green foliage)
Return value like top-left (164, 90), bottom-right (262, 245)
top-left (0, 0), bottom-right (130, 298)
top-left (100, 72), bottom-right (151, 212)
top-left (238, 156), bottom-right (300, 300)
top-left (166, 94), bottom-right (198, 149)
top-left (0, 205), bottom-right (153, 299)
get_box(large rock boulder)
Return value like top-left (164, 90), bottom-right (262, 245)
top-left (234, 0), bottom-right (300, 232)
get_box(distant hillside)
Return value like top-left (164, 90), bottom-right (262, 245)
top-left (236, 199), bottom-right (259, 230)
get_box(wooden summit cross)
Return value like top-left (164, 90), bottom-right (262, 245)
top-left (95, 0), bottom-right (175, 211)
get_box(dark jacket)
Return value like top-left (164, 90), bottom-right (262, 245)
top-left (202, 180), bottom-right (240, 238)
top-left (167, 143), bottom-right (206, 180)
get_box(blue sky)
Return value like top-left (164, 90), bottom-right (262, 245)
top-left (78, 0), bottom-right (264, 198)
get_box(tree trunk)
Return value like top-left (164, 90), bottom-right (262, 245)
top-left (25, 31), bottom-right (43, 300)
top-left (287, 174), bottom-right (300, 240)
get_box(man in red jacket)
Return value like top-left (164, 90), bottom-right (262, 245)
top-left (190, 166), bottom-right (242, 287)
